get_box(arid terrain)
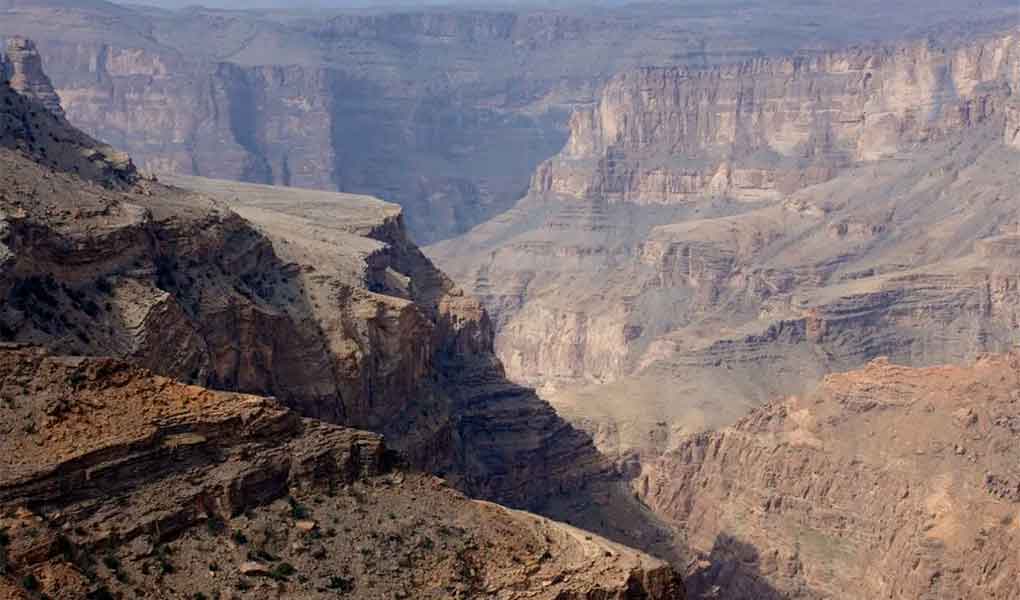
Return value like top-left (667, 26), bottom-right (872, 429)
top-left (0, 39), bottom-right (684, 598)
top-left (4, 1), bottom-right (1020, 599)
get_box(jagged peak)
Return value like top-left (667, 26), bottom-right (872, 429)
top-left (0, 35), bottom-right (137, 187)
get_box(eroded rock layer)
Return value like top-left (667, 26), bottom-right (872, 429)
top-left (432, 28), bottom-right (1020, 465)
top-left (538, 31), bottom-right (1019, 203)
top-left (0, 46), bottom-right (686, 598)
top-left (0, 346), bottom-right (684, 600)
top-left (641, 354), bottom-right (1020, 599)
top-left (2, 36), bottom-right (63, 118)
top-left (0, 53), bottom-right (610, 516)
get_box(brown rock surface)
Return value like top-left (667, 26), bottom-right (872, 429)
top-left (0, 60), bottom-right (680, 569)
top-left (639, 354), bottom-right (1020, 599)
top-left (0, 345), bottom-right (684, 600)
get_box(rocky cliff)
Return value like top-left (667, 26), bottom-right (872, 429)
top-left (0, 44), bottom-right (691, 573)
top-left (432, 22), bottom-right (1020, 531)
top-left (3, 0), bottom-right (1016, 242)
top-left (0, 346), bottom-right (684, 600)
top-left (430, 24), bottom-right (1020, 597)
top-left (640, 353), bottom-right (1020, 599)
top-left (0, 39), bottom-right (687, 599)
top-left (2, 37), bottom-right (63, 118)
top-left (1007, 100), bottom-right (1020, 148)
top-left (0, 70), bottom-right (607, 514)
top-left (536, 31), bottom-right (1019, 203)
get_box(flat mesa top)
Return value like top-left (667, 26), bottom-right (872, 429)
top-left (160, 174), bottom-right (402, 233)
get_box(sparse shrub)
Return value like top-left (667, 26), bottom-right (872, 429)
top-left (95, 277), bottom-right (113, 295)
top-left (56, 534), bottom-right (74, 562)
top-left (22, 574), bottom-right (39, 591)
top-left (206, 515), bottom-right (225, 535)
top-left (102, 555), bottom-right (120, 571)
top-left (288, 496), bottom-right (309, 520)
top-left (326, 575), bottom-right (354, 592)
top-left (269, 562), bottom-right (295, 581)
top-left (232, 530), bottom-right (248, 545)
top-left (87, 587), bottom-right (115, 600)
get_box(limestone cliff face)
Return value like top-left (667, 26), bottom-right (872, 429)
top-left (639, 355), bottom-right (1020, 599)
top-left (0, 45), bottom-right (687, 596)
top-left (432, 27), bottom-right (1020, 467)
top-left (536, 31), bottom-right (1020, 203)
top-left (49, 47), bottom-right (339, 191)
top-left (23, 33), bottom-right (568, 244)
top-left (12, 0), bottom-right (1013, 243)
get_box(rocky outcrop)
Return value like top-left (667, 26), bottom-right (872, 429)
top-left (639, 354), bottom-right (1020, 599)
top-left (2, 37), bottom-right (63, 118)
top-left (0, 66), bottom-right (628, 534)
top-left (1007, 101), bottom-right (1020, 148)
top-left (0, 54), bottom-right (687, 598)
top-left (0, 346), bottom-right (685, 600)
top-left (0, 42), bottom-right (134, 185)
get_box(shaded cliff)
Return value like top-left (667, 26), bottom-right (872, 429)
top-left (0, 46), bottom-right (691, 576)
top-left (1, 37), bottom-right (63, 118)
top-left (0, 38), bottom-right (687, 599)
top-left (0, 82), bottom-right (605, 514)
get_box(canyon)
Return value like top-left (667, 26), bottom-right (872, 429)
top-left (0, 42), bottom-right (684, 598)
top-left (3, 1), bottom-right (1020, 598)
top-left (2, 0), bottom-right (1019, 243)
top-left (430, 21), bottom-right (1020, 598)
top-left (434, 25), bottom-right (1020, 456)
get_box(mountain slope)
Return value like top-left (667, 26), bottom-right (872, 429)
top-left (645, 353), bottom-right (1020, 599)
top-left (0, 346), bottom-right (684, 600)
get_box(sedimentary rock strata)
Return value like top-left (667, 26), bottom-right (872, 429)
top-left (433, 28), bottom-right (1020, 457)
top-left (0, 346), bottom-right (684, 600)
top-left (0, 40), bottom-right (615, 514)
top-left (2, 37), bottom-right (63, 118)
top-left (3, 0), bottom-right (1016, 241)
top-left (640, 354), bottom-right (1020, 599)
